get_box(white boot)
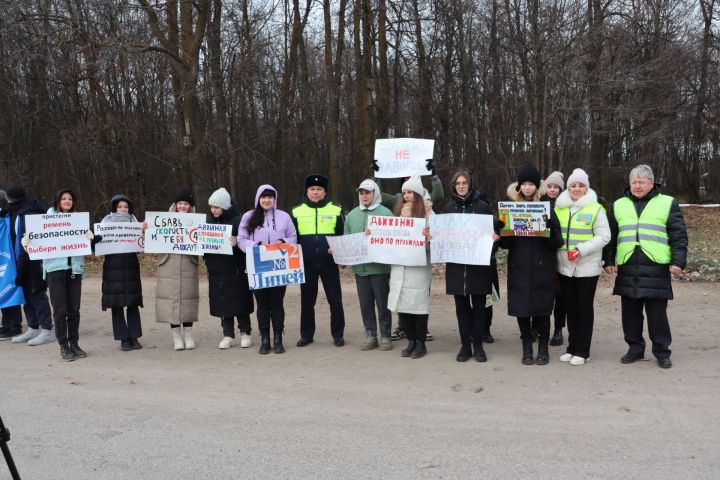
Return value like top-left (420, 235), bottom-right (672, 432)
top-left (172, 328), bottom-right (185, 350)
top-left (183, 326), bottom-right (196, 350)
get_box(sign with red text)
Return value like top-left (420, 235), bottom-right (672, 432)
top-left (373, 138), bottom-right (435, 178)
top-left (198, 223), bottom-right (233, 255)
top-left (25, 213), bottom-right (91, 260)
top-left (366, 215), bottom-right (427, 266)
top-left (94, 223), bottom-right (144, 256)
top-left (429, 214), bottom-right (494, 265)
top-left (144, 212), bottom-right (205, 255)
top-left (247, 244), bottom-right (305, 290)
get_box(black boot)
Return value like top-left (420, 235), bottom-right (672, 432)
top-left (60, 343), bottom-right (76, 362)
top-left (473, 339), bottom-right (487, 362)
top-left (536, 340), bottom-right (549, 365)
top-left (530, 327), bottom-right (539, 343)
top-left (259, 328), bottom-right (271, 354)
top-left (482, 328), bottom-right (495, 344)
top-left (522, 339), bottom-right (534, 365)
top-left (456, 337), bottom-right (471, 362)
top-left (401, 340), bottom-right (416, 357)
top-left (70, 342), bottom-right (87, 358)
top-left (550, 328), bottom-right (564, 346)
top-left (411, 340), bottom-right (427, 359)
top-left (273, 329), bottom-right (285, 354)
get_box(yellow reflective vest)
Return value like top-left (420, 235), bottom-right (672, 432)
top-left (555, 203), bottom-right (602, 251)
top-left (292, 202), bottom-right (342, 236)
top-left (613, 194), bottom-right (672, 265)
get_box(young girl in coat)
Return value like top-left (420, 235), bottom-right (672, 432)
top-left (204, 188), bottom-right (254, 349)
top-left (386, 176), bottom-right (433, 359)
top-left (154, 189), bottom-right (200, 351)
top-left (43, 189), bottom-right (91, 361)
top-left (97, 194), bottom-right (144, 351)
top-left (554, 169), bottom-right (610, 365)
top-left (499, 165), bottom-right (563, 365)
top-left (543, 171), bottom-right (567, 346)
top-left (238, 185), bottom-right (297, 354)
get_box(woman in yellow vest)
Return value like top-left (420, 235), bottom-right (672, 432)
top-left (555, 169), bottom-right (610, 366)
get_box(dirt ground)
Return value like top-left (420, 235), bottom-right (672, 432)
top-left (1, 273), bottom-right (718, 479)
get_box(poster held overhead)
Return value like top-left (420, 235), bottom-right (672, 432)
top-left (373, 138), bottom-right (435, 178)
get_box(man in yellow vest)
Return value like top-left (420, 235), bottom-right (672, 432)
top-left (291, 174), bottom-right (346, 347)
top-left (603, 165), bottom-right (687, 368)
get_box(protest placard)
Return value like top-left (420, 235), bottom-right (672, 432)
top-left (247, 243), bottom-right (305, 290)
top-left (25, 212), bottom-right (91, 260)
top-left (428, 213), bottom-right (494, 265)
top-left (366, 215), bottom-right (427, 266)
top-left (94, 223), bottom-right (144, 256)
top-left (327, 233), bottom-right (368, 266)
top-left (198, 223), bottom-right (233, 255)
top-left (498, 201), bottom-right (551, 237)
top-left (144, 212), bottom-right (205, 255)
top-left (373, 138), bottom-right (435, 178)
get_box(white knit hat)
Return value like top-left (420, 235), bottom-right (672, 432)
top-left (208, 187), bottom-right (232, 210)
top-left (545, 171), bottom-right (565, 190)
top-left (401, 176), bottom-right (425, 197)
top-left (567, 168), bottom-right (590, 189)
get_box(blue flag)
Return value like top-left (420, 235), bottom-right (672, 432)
top-left (0, 216), bottom-right (25, 308)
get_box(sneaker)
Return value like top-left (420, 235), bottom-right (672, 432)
top-left (361, 336), bottom-right (379, 351)
top-left (379, 337), bottom-right (393, 351)
top-left (28, 329), bottom-right (55, 346)
top-left (219, 336), bottom-right (234, 349)
top-left (11, 328), bottom-right (40, 343)
top-left (60, 344), bottom-right (76, 362)
top-left (391, 328), bottom-right (405, 341)
top-left (240, 332), bottom-right (253, 348)
top-left (559, 353), bottom-right (573, 362)
top-left (569, 356), bottom-right (589, 366)
top-left (425, 330), bottom-right (434, 341)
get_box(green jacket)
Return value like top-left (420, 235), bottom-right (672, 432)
top-left (344, 204), bottom-right (394, 276)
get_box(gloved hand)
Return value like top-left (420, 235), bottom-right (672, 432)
top-left (86, 230), bottom-right (94, 240)
top-left (425, 159), bottom-right (436, 176)
top-left (370, 160), bottom-right (379, 172)
top-left (20, 233), bottom-right (30, 248)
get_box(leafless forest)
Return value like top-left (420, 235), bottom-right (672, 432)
top-left (0, 0), bottom-right (718, 217)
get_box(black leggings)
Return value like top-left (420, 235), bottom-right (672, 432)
top-left (398, 313), bottom-right (428, 341)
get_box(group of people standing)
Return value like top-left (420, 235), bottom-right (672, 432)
top-left (0, 162), bottom-right (688, 369)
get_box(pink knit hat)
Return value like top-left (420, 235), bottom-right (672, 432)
top-left (545, 171), bottom-right (564, 190)
top-left (567, 168), bottom-right (589, 189)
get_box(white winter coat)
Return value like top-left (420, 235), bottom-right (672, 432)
top-left (554, 189), bottom-right (611, 277)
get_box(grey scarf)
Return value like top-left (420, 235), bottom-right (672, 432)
top-left (101, 212), bottom-right (138, 223)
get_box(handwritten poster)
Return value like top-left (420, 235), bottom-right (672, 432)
top-left (25, 212), bottom-right (91, 260)
top-left (429, 213), bottom-right (494, 265)
top-left (143, 212), bottom-right (205, 255)
top-left (373, 138), bottom-right (435, 178)
top-left (198, 223), bottom-right (233, 255)
top-left (94, 223), bottom-right (144, 256)
top-left (366, 215), bottom-right (427, 266)
top-left (498, 201), bottom-right (551, 237)
top-left (327, 233), bottom-right (368, 266)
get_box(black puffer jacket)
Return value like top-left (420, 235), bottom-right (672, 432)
top-left (4, 197), bottom-right (49, 294)
top-left (602, 185), bottom-right (687, 300)
top-left (204, 204), bottom-right (254, 317)
top-left (102, 252), bottom-right (143, 309)
top-left (499, 184), bottom-right (563, 317)
top-left (443, 184), bottom-right (499, 297)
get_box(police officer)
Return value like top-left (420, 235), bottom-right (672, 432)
top-left (292, 174), bottom-right (346, 347)
top-left (603, 165), bottom-right (688, 369)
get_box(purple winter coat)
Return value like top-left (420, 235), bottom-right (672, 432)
top-left (238, 184), bottom-right (298, 251)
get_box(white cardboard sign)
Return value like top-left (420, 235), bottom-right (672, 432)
top-left (143, 212), bottom-right (205, 255)
top-left (373, 138), bottom-right (435, 178)
top-left (198, 223), bottom-right (233, 255)
top-left (25, 213), bottom-right (91, 260)
top-left (366, 215), bottom-right (427, 266)
top-left (246, 244), bottom-right (305, 290)
top-left (94, 223), bottom-right (144, 256)
top-left (327, 233), bottom-right (368, 266)
top-left (429, 213), bottom-right (494, 265)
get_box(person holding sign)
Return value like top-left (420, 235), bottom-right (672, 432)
top-left (388, 176), bottom-right (434, 359)
top-left (4, 187), bottom-right (55, 347)
top-left (602, 165), bottom-right (687, 369)
top-left (204, 188), bottom-right (255, 350)
top-left (554, 169), bottom-right (610, 366)
top-left (291, 174), bottom-right (346, 347)
top-left (440, 169), bottom-right (500, 363)
top-left (499, 165), bottom-right (563, 365)
top-left (543, 171), bottom-right (567, 346)
top-left (153, 189), bottom-right (200, 351)
top-left (97, 194), bottom-right (144, 351)
top-left (42, 189), bottom-right (92, 361)
top-left (238, 185), bottom-right (297, 354)
top-left (344, 179), bottom-right (394, 351)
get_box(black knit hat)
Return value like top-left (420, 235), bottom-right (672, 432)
top-left (5, 186), bottom-right (26, 204)
top-left (515, 164), bottom-right (541, 191)
top-left (175, 188), bottom-right (195, 207)
top-left (304, 174), bottom-right (329, 191)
